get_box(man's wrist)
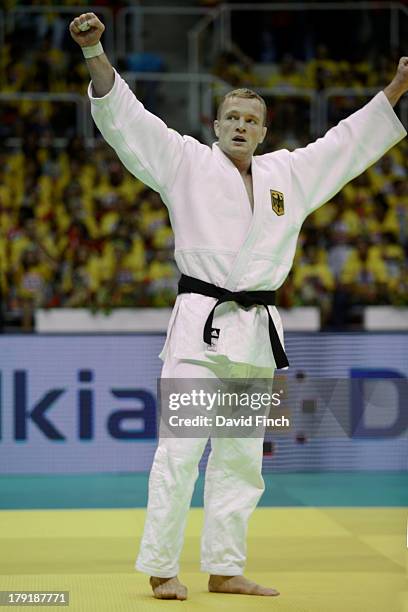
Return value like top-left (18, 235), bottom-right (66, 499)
top-left (383, 80), bottom-right (406, 107)
top-left (82, 42), bottom-right (104, 59)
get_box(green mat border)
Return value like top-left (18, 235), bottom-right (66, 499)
top-left (0, 472), bottom-right (407, 509)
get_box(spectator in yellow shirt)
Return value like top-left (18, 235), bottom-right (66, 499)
top-left (293, 245), bottom-right (334, 326)
top-left (340, 239), bottom-right (387, 305)
top-left (12, 247), bottom-right (56, 331)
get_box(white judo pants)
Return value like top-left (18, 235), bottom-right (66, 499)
top-left (135, 352), bottom-right (273, 578)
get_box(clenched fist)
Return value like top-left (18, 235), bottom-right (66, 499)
top-left (69, 13), bottom-right (105, 48)
top-left (393, 57), bottom-right (408, 92)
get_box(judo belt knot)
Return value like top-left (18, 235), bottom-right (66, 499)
top-left (177, 274), bottom-right (289, 370)
top-left (226, 290), bottom-right (254, 309)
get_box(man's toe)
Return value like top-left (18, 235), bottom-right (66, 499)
top-left (176, 588), bottom-right (187, 601)
top-left (261, 587), bottom-right (280, 596)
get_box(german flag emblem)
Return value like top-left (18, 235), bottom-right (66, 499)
top-left (270, 190), bottom-right (284, 216)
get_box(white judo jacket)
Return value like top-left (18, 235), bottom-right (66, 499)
top-left (88, 69), bottom-right (406, 368)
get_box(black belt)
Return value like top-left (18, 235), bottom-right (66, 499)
top-left (177, 274), bottom-right (289, 369)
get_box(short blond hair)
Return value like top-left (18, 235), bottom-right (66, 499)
top-left (217, 88), bottom-right (267, 125)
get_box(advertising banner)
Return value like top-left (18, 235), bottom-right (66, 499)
top-left (0, 333), bottom-right (406, 473)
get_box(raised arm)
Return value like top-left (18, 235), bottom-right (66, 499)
top-left (69, 13), bottom-right (187, 194)
top-left (69, 12), bottom-right (114, 97)
top-left (383, 57), bottom-right (408, 107)
top-left (289, 57), bottom-right (408, 224)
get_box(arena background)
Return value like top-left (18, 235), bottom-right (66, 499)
top-left (0, 1), bottom-right (407, 611)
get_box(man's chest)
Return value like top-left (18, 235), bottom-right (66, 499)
top-left (241, 173), bottom-right (254, 212)
top-left (171, 153), bottom-right (296, 246)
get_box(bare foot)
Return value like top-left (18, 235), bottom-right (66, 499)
top-left (208, 574), bottom-right (280, 596)
top-left (149, 576), bottom-right (188, 600)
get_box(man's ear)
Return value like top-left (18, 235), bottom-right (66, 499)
top-left (259, 126), bottom-right (267, 144)
top-left (214, 119), bottom-right (220, 138)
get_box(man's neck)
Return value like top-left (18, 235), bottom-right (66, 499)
top-left (217, 143), bottom-right (252, 175)
top-left (226, 153), bottom-right (252, 175)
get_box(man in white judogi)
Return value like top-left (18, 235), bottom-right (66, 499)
top-left (70, 13), bottom-right (408, 600)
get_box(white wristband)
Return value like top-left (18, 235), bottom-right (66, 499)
top-left (82, 42), bottom-right (104, 59)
